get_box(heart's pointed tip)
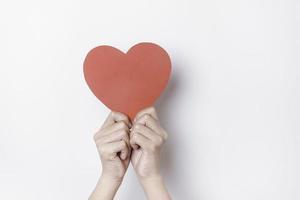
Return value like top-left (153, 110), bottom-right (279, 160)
top-left (127, 112), bottom-right (136, 122)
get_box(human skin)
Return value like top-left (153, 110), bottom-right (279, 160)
top-left (89, 107), bottom-right (171, 200)
top-left (130, 107), bottom-right (170, 200)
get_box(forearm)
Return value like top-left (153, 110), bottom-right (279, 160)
top-left (89, 176), bottom-right (122, 200)
top-left (140, 176), bottom-right (171, 200)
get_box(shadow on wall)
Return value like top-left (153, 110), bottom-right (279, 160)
top-left (155, 60), bottom-right (191, 198)
top-left (154, 57), bottom-right (204, 199)
top-left (155, 68), bottom-right (179, 178)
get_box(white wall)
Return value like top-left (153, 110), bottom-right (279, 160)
top-left (0, 0), bottom-right (299, 199)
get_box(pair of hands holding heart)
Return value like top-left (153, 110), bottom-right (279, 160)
top-left (90, 107), bottom-right (171, 200)
top-left (94, 107), bottom-right (167, 182)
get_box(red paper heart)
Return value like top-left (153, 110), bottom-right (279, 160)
top-left (83, 42), bottom-right (172, 119)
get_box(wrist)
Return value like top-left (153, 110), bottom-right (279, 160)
top-left (100, 173), bottom-right (124, 185)
top-left (89, 175), bottom-right (123, 200)
top-left (139, 175), bottom-right (171, 200)
top-left (139, 174), bottom-right (163, 185)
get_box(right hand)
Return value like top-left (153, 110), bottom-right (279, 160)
top-left (130, 107), bottom-right (168, 180)
top-left (130, 107), bottom-right (171, 200)
top-left (93, 111), bottom-right (131, 181)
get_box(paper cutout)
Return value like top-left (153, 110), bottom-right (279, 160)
top-left (83, 42), bottom-right (171, 119)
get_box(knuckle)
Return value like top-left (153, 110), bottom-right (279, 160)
top-left (120, 130), bottom-right (127, 137)
top-left (143, 114), bottom-right (151, 121)
top-left (118, 121), bottom-right (127, 129)
top-left (112, 111), bottom-right (128, 120)
top-left (111, 111), bottom-right (117, 116)
top-left (145, 114), bottom-right (151, 120)
top-left (98, 145), bottom-right (105, 153)
top-left (120, 140), bottom-right (126, 148)
top-left (162, 129), bottom-right (168, 140)
top-left (109, 112), bottom-right (116, 119)
top-left (156, 136), bottom-right (164, 145)
top-left (135, 124), bottom-right (142, 130)
top-left (148, 107), bottom-right (155, 113)
top-left (93, 131), bottom-right (101, 141)
top-left (95, 138), bottom-right (100, 145)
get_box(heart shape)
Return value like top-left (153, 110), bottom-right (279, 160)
top-left (83, 42), bottom-right (172, 119)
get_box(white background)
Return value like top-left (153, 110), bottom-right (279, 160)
top-left (0, 0), bottom-right (299, 199)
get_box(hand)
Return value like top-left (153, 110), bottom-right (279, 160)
top-left (130, 107), bottom-right (167, 179)
top-left (94, 111), bottom-right (131, 180)
top-left (89, 112), bottom-right (131, 200)
top-left (130, 107), bottom-right (171, 200)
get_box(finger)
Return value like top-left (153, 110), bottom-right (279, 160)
top-left (132, 123), bottom-right (163, 145)
top-left (99, 140), bottom-right (128, 160)
top-left (109, 140), bottom-right (129, 160)
top-left (120, 142), bottom-right (129, 160)
top-left (135, 114), bottom-right (161, 134)
top-left (96, 129), bottom-right (130, 160)
top-left (131, 143), bottom-right (139, 150)
top-left (101, 111), bottom-right (130, 129)
top-left (134, 107), bottom-right (158, 122)
top-left (137, 115), bottom-right (168, 140)
top-left (96, 129), bottom-right (130, 146)
top-left (130, 132), bottom-right (151, 150)
top-left (94, 121), bottom-right (129, 140)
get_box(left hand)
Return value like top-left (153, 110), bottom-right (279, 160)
top-left (94, 111), bottom-right (131, 181)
